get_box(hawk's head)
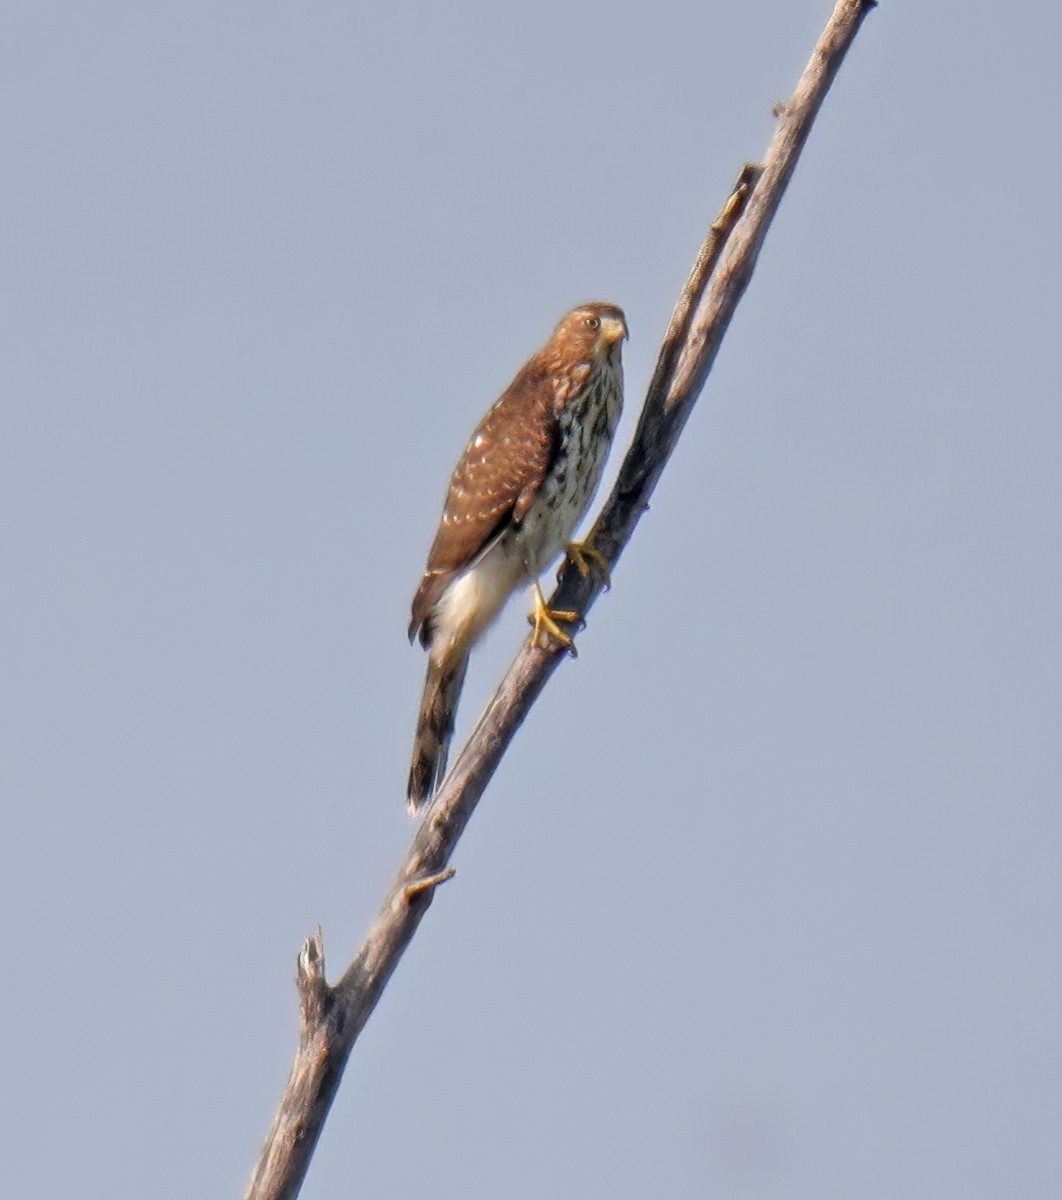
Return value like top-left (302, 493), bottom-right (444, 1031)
top-left (552, 302), bottom-right (628, 362)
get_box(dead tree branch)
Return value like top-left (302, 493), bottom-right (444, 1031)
top-left (245, 3), bottom-right (876, 1196)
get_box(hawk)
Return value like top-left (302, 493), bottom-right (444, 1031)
top-left (407, 301), bottom-right (628, 812)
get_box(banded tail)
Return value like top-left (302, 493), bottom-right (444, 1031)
top-left (407, 649), bottom-right (469, 814)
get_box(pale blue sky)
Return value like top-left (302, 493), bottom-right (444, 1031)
top-left (3, 3), bottom-right (1060, 1197)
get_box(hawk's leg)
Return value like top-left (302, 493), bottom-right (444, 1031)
top-left (528, 579), bottom-right (582, 653)
top-left (564, 539), bottom-right (612, 589)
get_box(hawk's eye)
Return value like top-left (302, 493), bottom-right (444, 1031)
top-left (584, 316), bottom-right (601, 330)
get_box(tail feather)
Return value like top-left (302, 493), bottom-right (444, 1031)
top-left (407, 651), bottom-right (469, 814)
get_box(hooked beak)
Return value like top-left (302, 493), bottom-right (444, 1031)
top-left (601, 315), bottom-right (628, 344)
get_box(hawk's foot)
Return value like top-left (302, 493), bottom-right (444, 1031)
top-left (564, 540), bottom-right (612, 589)
top-left (528, 580), bottom-right (582, 655)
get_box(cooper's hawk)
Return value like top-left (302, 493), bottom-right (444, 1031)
top-left (407, 301), bottom-right (628, 812)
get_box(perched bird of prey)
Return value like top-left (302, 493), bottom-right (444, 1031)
top-left (407, 301), bottom-right (628, 812)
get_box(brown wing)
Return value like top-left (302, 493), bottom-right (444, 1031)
top-left (409, 358), bottom-right (558, 643)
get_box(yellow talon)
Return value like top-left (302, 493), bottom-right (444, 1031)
top-left (565, 540), bottom-right (611, 588)
top-left (528, 580), bottom-right (582, 653)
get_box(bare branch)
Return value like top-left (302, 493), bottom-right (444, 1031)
top-left (403, 866), bottom-right (457, 899)
top-left (245, 3), bottom-right (876, 1197)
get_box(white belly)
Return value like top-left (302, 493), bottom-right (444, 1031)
top-left (517, 367), bottom-right (621, 575)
